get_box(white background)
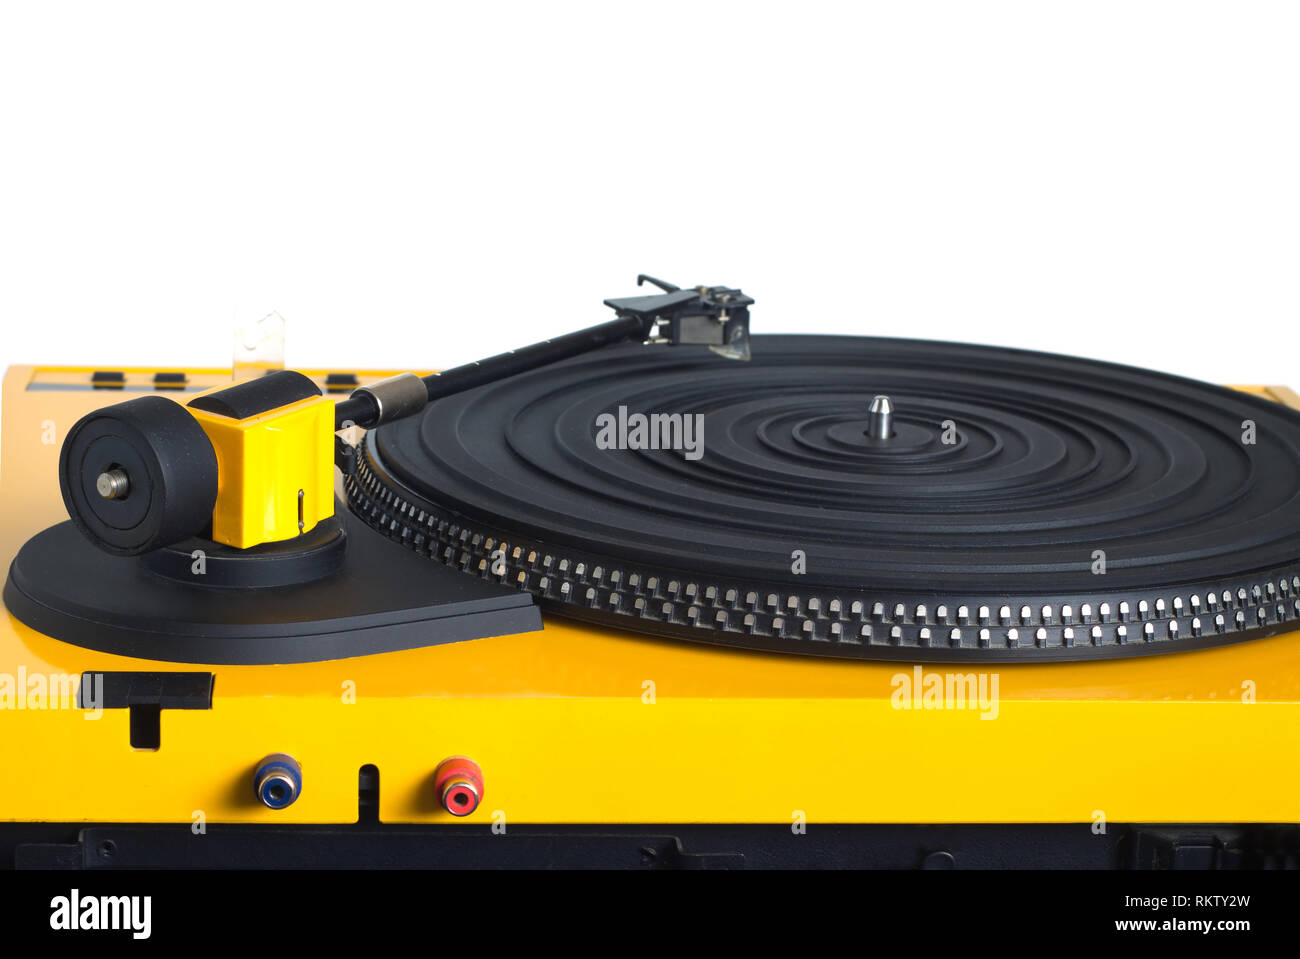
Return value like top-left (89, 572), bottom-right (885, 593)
top-left (1, 1), bottom-right (1296, 385)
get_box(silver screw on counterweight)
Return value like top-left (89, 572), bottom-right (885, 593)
top-left (96, 468), bottom-right (130, 500)
top-left (867, 395), bottom-right (894, 440)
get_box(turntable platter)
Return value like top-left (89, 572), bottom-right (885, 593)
top-left (348, 335), bottom-right (1300, 661)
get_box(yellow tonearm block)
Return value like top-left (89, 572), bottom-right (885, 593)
top-left (188, 395), bottom-right (334, 548)
top-left (186, 372), bottom-right (336, 549)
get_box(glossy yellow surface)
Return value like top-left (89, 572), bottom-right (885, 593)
top-left (188, 386), bottom-right (336, 548)
top-left (1, 366), bottom-right (1298, 825)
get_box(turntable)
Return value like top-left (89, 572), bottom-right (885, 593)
top-left (2, 277), bottom-right (1298, 869)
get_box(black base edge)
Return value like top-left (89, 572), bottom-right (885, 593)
top-left (4, 821), bottom-right (1298, 870)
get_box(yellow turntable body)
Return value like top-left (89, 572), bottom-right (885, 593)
top-left (2, 366), bottom-right (1299, 827)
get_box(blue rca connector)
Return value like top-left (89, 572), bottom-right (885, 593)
top-left (253, 753), bottom-right (302, 810)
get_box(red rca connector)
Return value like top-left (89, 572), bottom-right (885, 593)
top-left (434, 756), bottom-right (483, 816)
